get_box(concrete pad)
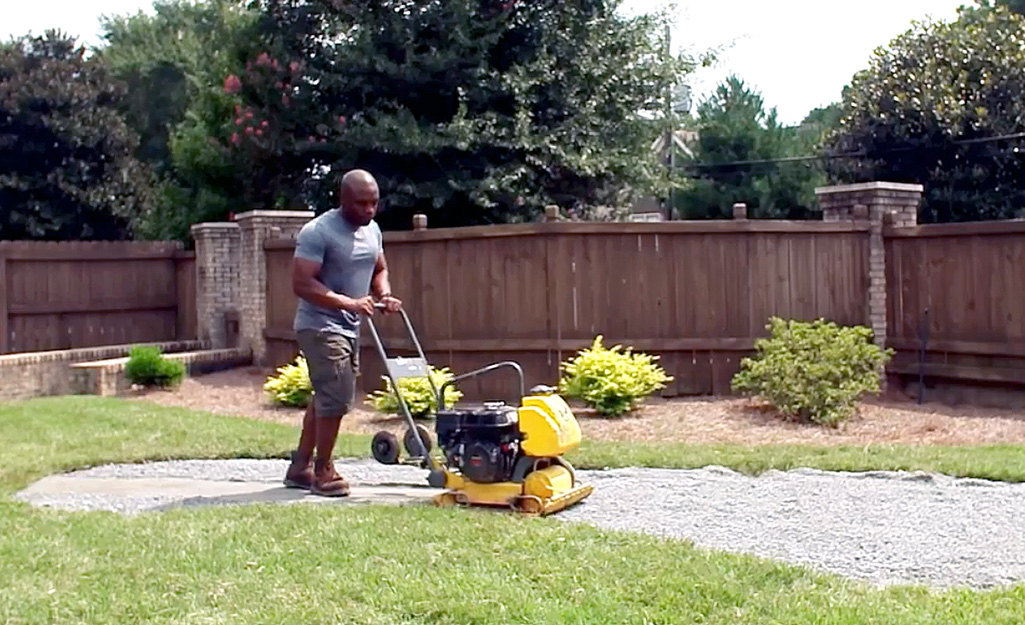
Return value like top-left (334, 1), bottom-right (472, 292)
top-left (16, 474), bottom-right (443, 515)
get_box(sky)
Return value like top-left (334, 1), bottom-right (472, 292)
top-left (3, 0), bottom-right (972, 126)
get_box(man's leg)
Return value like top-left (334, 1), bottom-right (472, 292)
top-left (284, 400), bottom-right (317, 489)
top-left (303, 331), bottom-right (356, 497)
top-left (297, 401), bottom-right (316, 459)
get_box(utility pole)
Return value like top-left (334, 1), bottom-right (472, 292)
top-left (663, 22), bottom-right (673, 220)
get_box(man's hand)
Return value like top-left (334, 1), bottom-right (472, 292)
top-left (380, 295), bottom-right (402, 313)
top-left (344, 296), bottom-right (376, 316)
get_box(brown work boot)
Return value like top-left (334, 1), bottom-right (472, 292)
top-left (312, 458), bottom-right (350, 497)
top-left (283, 450), bottom-right (314, 490)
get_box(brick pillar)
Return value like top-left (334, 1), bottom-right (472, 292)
top-left (190, 222), bottom-right (240, 349)
top-left (234, 209), bottom-right (314, 366)
top-left (817, 181), bottom-right (922, 227)
top-left (814, 181), bottom-right (923, 354)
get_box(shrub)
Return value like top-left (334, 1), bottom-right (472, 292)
top-left (731, 317), bottom-right (894, 427)
top-left (557, 335), bottom-right (672, 417)
top-left (124, 345), bottom-right (186, 388)
top-left (263, 356), bottom-right (313, 408)
top-left (366, 366), bottom-right (463, 418)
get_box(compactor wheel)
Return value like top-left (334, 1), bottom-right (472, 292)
top-left (434, 492), bottom-right (460, 508)
top-left (514, 495), bottom-right (545, 516)
top-left (371, 430), bottom-right (401, 465)
top-left (403, 423), bottom-right (433, 456)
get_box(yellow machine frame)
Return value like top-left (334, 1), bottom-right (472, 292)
top-left (364, 304), bottom-right (593, 516)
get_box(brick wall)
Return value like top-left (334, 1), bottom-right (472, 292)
top-left (234, 210), bottom-right (313, 366)
top-left (0, 340), bottom-right (203, 401)
top-left (190, 223), bottom-right (240, 349)
top-left (70, 346), bottom-right (252, 397)
top-left (190, 211), bottom-right (312, 363)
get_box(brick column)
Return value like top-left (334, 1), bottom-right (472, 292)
top-left (817, 181), bottom-right (922, 227)
top-left (234, 209), bottom-right (314, 366)
top-left (814, 181), bottom-right (923, 353)
top-left (190, 222), bottom-right (240, 349)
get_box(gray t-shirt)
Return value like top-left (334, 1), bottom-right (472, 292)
top-left (292, 210), bottom-right (383, 338)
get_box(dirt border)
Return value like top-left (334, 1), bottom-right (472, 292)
top-left (126, 366), bottom-right (1025, 446)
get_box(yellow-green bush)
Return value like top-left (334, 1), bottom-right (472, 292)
top-left (731, 317), bottom-right (894, 427)
top-left (124, 345), bottom-right (186, 388)
top-left (263, 356), bottom-right (313, 408)
top-left (365, 366), bottom-right (463, 417)
top-left (558, 335), bottom-right (672, 417)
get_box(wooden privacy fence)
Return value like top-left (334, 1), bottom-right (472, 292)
top-left (884, 220), bottom-right (1025, 388)
top-left (264, 220), bottom-right (873, 401)
top-left (0, 241), bottom-right (197, 353)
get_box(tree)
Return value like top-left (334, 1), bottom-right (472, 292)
top-left (219, 0), bottom-right (700, 229)
top-left (95, 0), bottom-right (265, 241)
top-left (97, 0), bottom-right (258, 174)
top-left (824, 4), bottom-right (1025, 222)
top-left (672, 76), bottom-right (825, 219)
top-left (796, 103), bottom-right (841, 150)
top-left (0, 31), bottom-right (156, 240)
top-left (995, 0), bottom-right (1025, 14)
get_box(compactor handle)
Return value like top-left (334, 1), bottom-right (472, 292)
top-left (362, 300), bottom-right (442, 408)
top-left (437, 361), bottom-right (525, 411)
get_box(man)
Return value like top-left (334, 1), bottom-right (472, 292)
top-left (283, 169), bottom-right (402, 496)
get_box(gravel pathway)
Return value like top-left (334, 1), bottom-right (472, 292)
top-left (15, 458), bottom-right (1025, 590)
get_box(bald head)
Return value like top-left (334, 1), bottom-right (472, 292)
top-left (338, 169), bottom-right (379, 226)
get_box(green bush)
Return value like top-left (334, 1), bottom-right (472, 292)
top-left (731, 317), bottom-right (894, 427)
top-left (263, 356), bottom-right (313, 408)
top-left (557, 335), bottom-right (672, 417)
top-left (365, 366), bottom-right (463, 418)
top-left (124, 345), bottom-right (186, 388)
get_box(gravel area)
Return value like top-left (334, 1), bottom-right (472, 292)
top-left (16, 458), bottom-right (1025, 590)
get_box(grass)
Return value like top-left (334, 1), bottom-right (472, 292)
top-left (1, 395), bottom-right (1025, 623)
top-left (569, 440), bottom-right (1025, 483)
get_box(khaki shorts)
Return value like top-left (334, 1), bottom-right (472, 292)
top-left (296, 329), bottom-right (360, 418)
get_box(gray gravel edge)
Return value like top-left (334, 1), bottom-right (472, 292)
top-left (13, 458), bottom-right (1025, 590)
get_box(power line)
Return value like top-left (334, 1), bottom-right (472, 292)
top-left (675, 131), bottom-right (1025, 172)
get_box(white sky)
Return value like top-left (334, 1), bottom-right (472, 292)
top-left (3, 0), bottom-right (969, 126)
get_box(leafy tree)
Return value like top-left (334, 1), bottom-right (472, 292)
top-left (796, 103), bottom-right (841, 150)
top-left (220, 0), bottom-right (700, 229)
top-left (673, 76), bottom-right (825, 219)
top-left (995, 0), bottom-right (1025, 14)
top-left (824, 4), bottom-right (1025, 222)
top-left (97, 0), bottom-right (257, 174)
top-left (0, 31), bottom-right (157, 240)
top-left (95, 0), bottom-right (265, 241)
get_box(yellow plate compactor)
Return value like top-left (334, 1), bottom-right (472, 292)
top-left (363, 304), bottom-right (593, 516)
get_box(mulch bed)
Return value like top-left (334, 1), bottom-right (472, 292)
top-left (126, 366), bottom-right (1025, 446)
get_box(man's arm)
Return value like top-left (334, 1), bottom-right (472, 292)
top-left (371, 251), bottom-right (391, 300)
top-left (292, 257), bottom-right (362, 312)
top-left (372, 251), bottom-right (402, 312)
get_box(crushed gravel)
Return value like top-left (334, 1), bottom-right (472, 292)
top-left (15, 458), bottom-right (1025, 590)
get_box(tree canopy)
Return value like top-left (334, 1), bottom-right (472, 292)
top-left (824, 3), bottom-right (1025, 222)
top-left (0, 31), bottom-right (156, 240)
top-left (218, 0), bottom-right (698, 230)
top-left (95, 0), bottom-right (264, 241)
top-left (671, 76), bottom-right (826, 219)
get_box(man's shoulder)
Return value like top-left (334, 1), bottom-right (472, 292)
top-left (299, 211), bottom-right (351, 242)
top-left (367, 219), bottom-right (382, 241)
top-left (296, 213), bottom-right (325, 240)
top-left (299, 211), bottom-right (334, 233)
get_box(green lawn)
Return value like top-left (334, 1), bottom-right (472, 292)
top-left (1, 395), bottom-right (1025, 624)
